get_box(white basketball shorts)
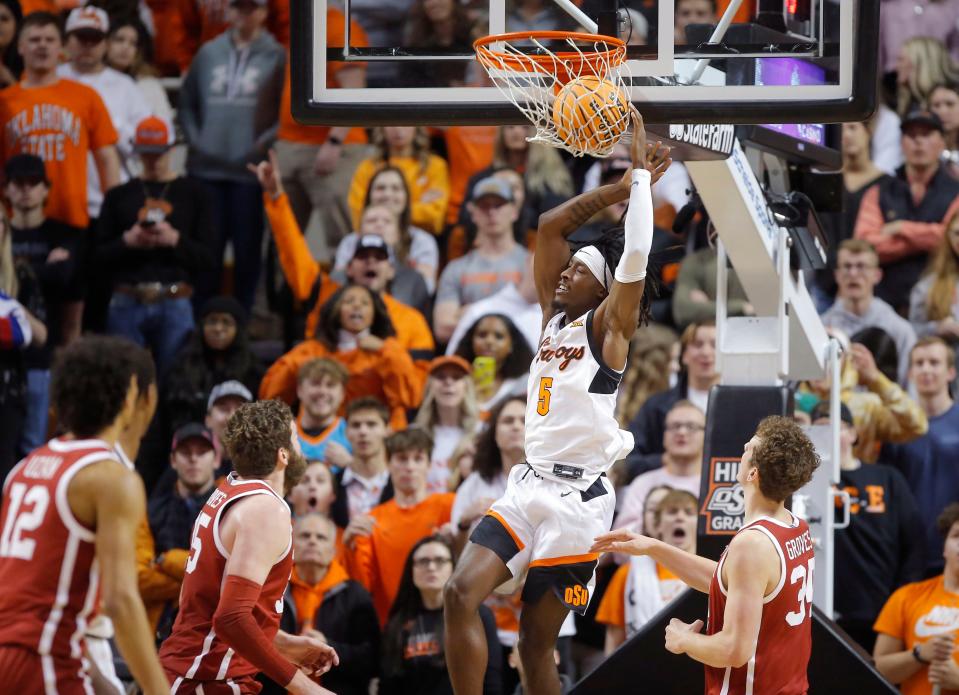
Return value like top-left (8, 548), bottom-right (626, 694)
top-left (470, 462), bottom-right (616, 614)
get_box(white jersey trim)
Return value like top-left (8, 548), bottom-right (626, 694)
top-left (745, 649), bottom-right (757, 695)
top-left (55, 451), bottom-right (119, 543)
top-left (212, 486), bottom-right (293, 562)
top-left (38, 532), bottom-right (81, 659)
top-left (217, 647), bottom-right (235, 679)
top-left (70, 560), bottom-right (100, 659)
top-left (184, 627), bottom-right (218, 679)
top-left (745, 525), bottom-right (788, 604)
top-left (751, 511), bottom-right (799, 529)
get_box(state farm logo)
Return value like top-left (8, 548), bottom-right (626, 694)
top-left (701, 457), bottom-right (745, 535)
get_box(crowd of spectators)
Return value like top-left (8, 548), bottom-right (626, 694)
top-left (2, 0), bottom-right (959, 692)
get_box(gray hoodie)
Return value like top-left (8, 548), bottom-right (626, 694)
top-left (178, 29), bottom-right (285, 183)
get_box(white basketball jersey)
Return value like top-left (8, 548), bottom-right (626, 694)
top-left (525, 309), bottom-right (634, 490)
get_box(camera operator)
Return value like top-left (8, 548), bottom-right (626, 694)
top-left (95, 116), bottom-right (217, 375)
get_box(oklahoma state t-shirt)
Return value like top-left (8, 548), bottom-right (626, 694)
top-left (874, 575), bottom-right (959, 695)
top-left (0, 79), bottom-right (118, 227)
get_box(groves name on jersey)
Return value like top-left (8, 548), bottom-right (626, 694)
top-left (706, 513), bottom-right (815, 695)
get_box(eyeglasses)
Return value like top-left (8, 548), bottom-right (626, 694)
top-left (665, 422), bottom-right (705, 433)
top-left (837, 262), bottom-right (876, 274)
top-left (413, 556), bottom-right (452, 569)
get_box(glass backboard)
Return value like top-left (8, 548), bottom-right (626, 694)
top-left (290, 0), bottom-right (879, 127)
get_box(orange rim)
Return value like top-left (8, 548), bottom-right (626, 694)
top-left (474, 30), bottom-right (626, 74)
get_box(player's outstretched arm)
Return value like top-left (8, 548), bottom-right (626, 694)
top-left (534, 123), bottom-right (671, 321)
top-left (591, 529), bottom-right (716, 593)
top-left (534, 174), bottom-right (630, 318)
top-left (215, 495), bottom-right (337, 695)
top-left (85, 462), bottom-right (171, 695)
top-left (666, 531), bottom-right (771, 668)
top-left (594, 108), bottom-right (655, 370)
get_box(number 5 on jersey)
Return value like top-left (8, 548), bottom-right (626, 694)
top-left (537, 377), bottom-right (553, 416)
top-left (185, 512), bottom-right (212, 574)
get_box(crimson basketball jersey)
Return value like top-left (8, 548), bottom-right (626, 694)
top-left (159, 473), bottom-right (293, 683)
top-left (705, 513), bottom-right (814, 695)
top-left (0, 438), bottom-right (116, 670)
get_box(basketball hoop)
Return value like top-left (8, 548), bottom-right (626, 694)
top-left (474, 31), bottom-right (631, 157)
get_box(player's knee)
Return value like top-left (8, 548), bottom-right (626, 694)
top-left (516, 626), bottom-right (553, 667)
top-left (443, 570), bottom-right (480, 614)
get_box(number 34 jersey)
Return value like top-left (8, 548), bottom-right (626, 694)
top-left (525, 309), bottom-right (634, 491)
top-left (706, 513), bottom-right (815, 695)
top-left (0, 438), bottom-right (117, 666)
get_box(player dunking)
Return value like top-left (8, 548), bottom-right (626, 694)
top-left (592, 416), bottom-right (821, 694)
top-left (444, 108), bottom-right (671, 695)
top-left (159, 399), bottom-right (339, 694)
top-left (0, 336), bottom-right (169, 694)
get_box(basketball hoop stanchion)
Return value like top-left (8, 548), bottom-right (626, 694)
top-left (474, 31), bottom-right (632, 157)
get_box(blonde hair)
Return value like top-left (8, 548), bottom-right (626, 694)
top-left (617, 323), bottom-right (679, 426)
top-left (445, 434), bottom-right (477, 492)
top-left (897, 37), bottom-right (959, 117)
top-left (0, 208), bottom-right (17, 298)
top-left (371, 127), bottom-right (433, 173)
top-left (492, 127), bottom-right (574, 199)
top-left (923, 207), bottom-right (959, 321)
top-left (413, 373), bottom-right (480, 438)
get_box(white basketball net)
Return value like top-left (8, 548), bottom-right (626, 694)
top-left (476, 34), bottom-right (631, 158)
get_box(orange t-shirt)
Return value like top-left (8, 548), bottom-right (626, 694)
top-left (874, 575), bottom-right (959, 695)
top-left (289, 558), bottom-right (351, 632)
top-left (443, 126), bottom-right (497, 225)
top-left (596, 562), bottom-right (682, 628)
top-left (278, 8), bottom-right (368, 146)
top-left (19, 0), bottom-right (80, 12)
top-left (0, 79), bottom-right (118, 228)
top-left (347, 492), bottom-right (455, 625)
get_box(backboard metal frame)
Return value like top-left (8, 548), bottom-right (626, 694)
top-left (290, 0), bottom-right (879, 127)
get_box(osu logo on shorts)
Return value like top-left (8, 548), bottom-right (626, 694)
top-left (564, 584), bottom-right (589, 607)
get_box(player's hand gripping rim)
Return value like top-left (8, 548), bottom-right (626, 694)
top-left (589, 528), bottom-right (655, 556)
top-left (620, 106), bottom-right (672, 189)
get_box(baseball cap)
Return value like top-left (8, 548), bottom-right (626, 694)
top-left (901, 110), bottom-right (944, 134)
top-left (65, 6), bottom-right (109, 35)
top-left (428, 355), bottom-right (471, 376)
top-left (171, 423), bottom-right (215, 452)
top-left (353, 234), bottom-right (395, 263)
top-left (134, 116), bottom-right (175, 154)
top-left (207, 380), bottom-right (253, 411)
top-left (4, 154), bottom-right (48, 183)
top-left (810, 401), bottom-right (854, 427)
top-left (471, 176), bottom-right (514, 203)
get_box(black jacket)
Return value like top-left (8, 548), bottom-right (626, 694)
top-left (260, 580), bottom-right (380, 695)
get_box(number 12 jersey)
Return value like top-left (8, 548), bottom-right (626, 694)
top-left (0, 438), bottom-right (117, 678)
top-left (706, 513), bottom-right (815, 695)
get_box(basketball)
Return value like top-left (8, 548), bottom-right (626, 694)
top-left (551, 75), bottom-right (631, 153)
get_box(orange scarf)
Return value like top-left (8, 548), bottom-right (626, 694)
top-left (291, 559), bottom-right (350, 631)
